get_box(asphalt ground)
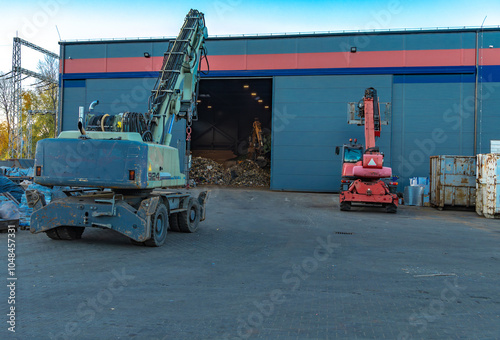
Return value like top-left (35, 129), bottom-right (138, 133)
top-left (1, 186), bottom-right (499, 339)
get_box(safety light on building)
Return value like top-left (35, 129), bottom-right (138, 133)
top-left (251, 92), bottom-right (257, 96)
top-left (258, 99), bottom-right (263, 103)
top-left (243, 85), bottom-right (249, 88)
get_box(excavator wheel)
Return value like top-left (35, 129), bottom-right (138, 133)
top-left (340, 201), bottom-right (351, 211)
top-left (385, 203), bottom-right (397, 213)
top-left (144, 203), bottom-right (169, 247)
top-left (169, 214), bottom-right (181, 232)
top-left (130, 239), bottom-right (145, 246)
top-left (46, 226), bottom-right (85, 240)
top-left (178, 197), bottom-right (201, 233)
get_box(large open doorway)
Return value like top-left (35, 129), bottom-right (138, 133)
top-left (192, 78), bottom-right (273, 165)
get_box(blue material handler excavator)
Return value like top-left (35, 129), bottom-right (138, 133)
top-left (27, 10), bottom-right (208, 246)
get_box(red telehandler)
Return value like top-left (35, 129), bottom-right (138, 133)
top-left (335, 87), bottom-right (398, 213)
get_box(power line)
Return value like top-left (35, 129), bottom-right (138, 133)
top-left (8, 37), bottom-right (60, 159)
top-left (0, 71), bottom-right (13, 78)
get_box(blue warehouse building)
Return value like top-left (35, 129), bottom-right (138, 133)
top-left (59, 27), bottom-right (500, 192)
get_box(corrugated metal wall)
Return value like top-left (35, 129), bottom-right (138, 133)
top-left (391, 75), bottom-right (476, 187)
top-left (59, 28), bottom-right (500, 192)
top-left (271, 75), bottom-right (392, 191)
top-left (476, 30), bottom-right (500, 156)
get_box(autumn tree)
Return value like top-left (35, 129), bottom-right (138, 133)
top-left (0, 55), bottom-right (58, 159)
top-left (22, 88), bottom-right (57, 154)
top-left (0, 73), bottom-right (13, 159)
top-left (22, 55), bottom-right (59, 156)
top-left (36, 54), bottom-right (58, 113)
top-left (0, 121), bottom-right (8, 159)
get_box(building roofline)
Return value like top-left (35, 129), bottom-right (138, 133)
top-left (59, 25), bottom-right (500, 45)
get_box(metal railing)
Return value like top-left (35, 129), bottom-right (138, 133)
top-left (59, 25), bottom-right (500, 43)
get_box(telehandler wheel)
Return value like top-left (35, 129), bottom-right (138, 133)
top-left (340, 201), bottom-right (351, 211)
top-left (46, 226), bottom-right (85, 240)
top-left (144, 203), bottom-right (169, 247)
top-left (169, 214), bottom-right (180, 232)
top-left (178, 197), bottom-right (201, 233)
top-left (385, 203), bottom-right (397, 213)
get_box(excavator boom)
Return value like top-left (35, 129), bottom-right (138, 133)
top-left (360, 88), bottom-right (381, 150)
top-left (148, 9), bottom-right (207, 146)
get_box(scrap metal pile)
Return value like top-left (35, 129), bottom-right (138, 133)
top-left (189, 157), bottom-right (231, 185)
top-left (190, 157), bottom-right (270, 187)
top-left (0, 166), bottom-right (59, 228)
top-left (0, 175), bottom-right (57, 228)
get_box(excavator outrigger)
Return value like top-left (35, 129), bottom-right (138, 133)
top-left (336, 87), bottom-right (398, 213)
top-left (27, 9), bottom-right (209, 246)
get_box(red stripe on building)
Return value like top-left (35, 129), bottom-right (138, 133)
top-left (63, 49), bottom-right (498, 74)
top-left (65, 58), bottom-right (107, 73)
top-left (481, 48), bottom-right (500, 65)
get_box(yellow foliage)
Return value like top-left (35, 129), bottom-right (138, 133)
top-left (22, 88), bottom-right (57, 156)
top-left (0, 121), bottom-right (8, 159)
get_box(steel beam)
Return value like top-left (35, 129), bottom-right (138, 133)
top-left (15, 37), bottom-right (59, 59)
top-left (9, 37), bottom-right (22, 159)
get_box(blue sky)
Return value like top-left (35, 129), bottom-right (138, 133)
top-left (1, 0), bottom-right (499, 73)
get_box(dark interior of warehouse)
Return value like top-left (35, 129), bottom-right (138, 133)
top-left (192, 78), bottom-right (272, 165)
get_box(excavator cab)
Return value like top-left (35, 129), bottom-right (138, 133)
top-left (335, 139), bottom-right (363, 162)
top-left (342, 145), bottom-right (363, 163)
top-left (336, 139), bottom-right (364, 192)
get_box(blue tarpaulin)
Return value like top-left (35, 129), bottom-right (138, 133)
top-left (1, 167), bottom-right (34, 177)
top-left (0, 176), bottom-right (25, 202)
top-left (0, 201), bottom-right (19, 220)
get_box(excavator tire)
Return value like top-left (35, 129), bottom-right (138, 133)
top-left (130, 239), bottom-right (145, 246)
top-left (144, 203), bottom-right (169, 247)
top-left (169, 214), bottom-right (181, 232)
top-left (178, 197), bottom-right (201, 233)
top-left (46, 226), bottom-right (85, 240)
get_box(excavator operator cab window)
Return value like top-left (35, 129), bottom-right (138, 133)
top-left (343, 147), bottom-right (363, 163)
